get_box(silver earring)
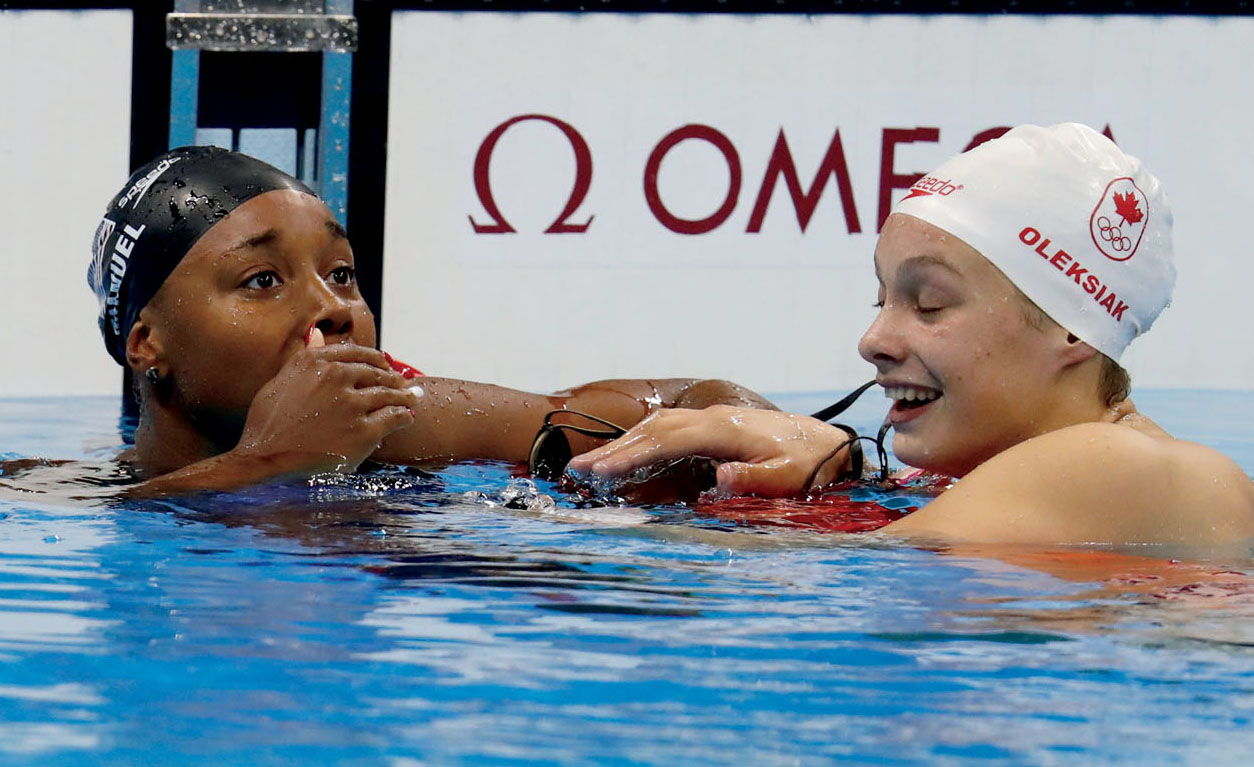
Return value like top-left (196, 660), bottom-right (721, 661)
top-left (145, 366), bottom-right (163, 385)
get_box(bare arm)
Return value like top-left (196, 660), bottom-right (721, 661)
top-left (126, 371), bottom-right (771, 495)
top-left (565, 408), bottom-right (1254, 547)
top-left (126, 344), bottom-right (420, 496)
top-left (125, 448), bottom-right (341, 497)
top-left (372, 378), bottom-right (777, 466)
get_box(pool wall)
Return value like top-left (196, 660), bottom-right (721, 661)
top-left (379, 11), bottom-right (1254, 395)
top-left (0, 10), bottom-right (132, 398)
top-left (3, 6), bottom-right (1253, 400)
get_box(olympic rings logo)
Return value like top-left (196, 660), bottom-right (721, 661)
top-left (1089, 177), bottom-right (1147, 262)
top-left (1095, 216), bottom-right (1132, 253)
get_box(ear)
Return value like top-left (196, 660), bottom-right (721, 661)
top-left (1057, 331), bottom-right (1099, 369)
top-left (124, 308), bottom-right (164, 375)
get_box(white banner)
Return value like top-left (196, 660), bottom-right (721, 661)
top-left (384, 12), bottom-right (1254, 395)
top-left (1, 10), bottom-right (132, 397)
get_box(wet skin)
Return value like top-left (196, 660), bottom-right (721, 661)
top-left (858, 214), bottom-right (1107, 478)
top-left (570, 213), bottom-right (1105, 490)
top-left (128, 189), bottom-right (418, 478)
top-left (119, 189), bottom-right (774, 493)
top-left (142, 189), bottom-right (384, 420)
top-left (569, 215), bottom-right (1254, 546)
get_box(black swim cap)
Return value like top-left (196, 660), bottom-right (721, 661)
top-left (87, 146), bottom-right (315, 365)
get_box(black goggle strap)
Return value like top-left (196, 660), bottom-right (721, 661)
top-left (528, 409), bottom-right (628, 480)
top-left (805, 380), bottom-right (893, 486)
top-left (873, 418), bottom-right (892, 483)
top-left (808, 379), bottom-right (878, 423)
top-left (801, 421), bottom-right (892, 490)
top-left (801, 424), bottom-right (863, 491)
top-left (530, 380), bottom-right (894, 486)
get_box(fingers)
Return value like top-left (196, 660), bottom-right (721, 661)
top-left (327, 389), bottom-right (420, 463)
top-left (341, 363), bottom-right (411, 391)
top-left (242, 338), bottom-right (422, 474)
top-left (566, 411), bottom-right (687, 477)
top-left (567, 408), bottom-right (751, 479)
top-left (286, 346), bottom-right (410, 390)
top-left (351, 384), bottom-right (423, 415)
top-left (716, 459), bottom-right (805, 498)
top-left (306, 325), bottom-right (326, 348)
top-left (569, 436), bottom-right (683, 480)
top-left (566, 407), bottom-right (850, 500)
top-left (292, 337), bottom-right (395, 374)
top-left (360, 402), bottom-right (417, 440)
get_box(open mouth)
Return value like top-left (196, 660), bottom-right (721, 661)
top-left (884, 385), bottom-right (942, 411)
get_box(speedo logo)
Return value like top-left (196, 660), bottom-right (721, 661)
top-left (901, 175), bottom-right (964, 202)
top-left (116, 156), bottom-right (182, 210)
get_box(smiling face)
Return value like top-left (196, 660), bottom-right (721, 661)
top-left (135, 189), bottom-right (376, 418)
top-left (858, 214), bottom-right (1078, 477)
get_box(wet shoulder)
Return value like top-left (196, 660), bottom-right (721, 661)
top-left (1029, 419), bottom-right (1247, 486)
top-left (983, 421), bottom-right (1254, 543)
top-left (887, 421), bottom-right (1253, 545)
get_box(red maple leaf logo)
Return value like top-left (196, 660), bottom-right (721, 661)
top-left (1113, 191), bottom-right (1143, 227)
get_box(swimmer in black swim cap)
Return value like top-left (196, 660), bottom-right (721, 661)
top-left (87, 147), bottom-right (773, 494)
top-left (89, 146), bottom-right (314, 367)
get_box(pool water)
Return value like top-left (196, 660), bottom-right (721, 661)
top-left (0, 392), bottom-right (1252, 766)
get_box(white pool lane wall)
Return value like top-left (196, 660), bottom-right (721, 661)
top-left (382, 13), bottom-right (1254, 396)
top-left (5, 11), bottom-right (1254, 401)
top-left (0, 10), bottom-right (133, 398)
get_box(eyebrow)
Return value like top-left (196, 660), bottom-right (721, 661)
top-left (221, 228), bottom-right (278, 256)
top-left (872, 254), bottom-right (964, 288)
top-left (217, 219), bottom-right (347, 258)
top-left (897, 254), bottom-right (962, 279)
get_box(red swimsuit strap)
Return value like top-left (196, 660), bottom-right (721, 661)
top-left (382, 352), bottom-right (423, 379)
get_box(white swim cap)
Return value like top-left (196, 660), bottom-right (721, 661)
top-left (893, 123), bottom-right (1174, 360)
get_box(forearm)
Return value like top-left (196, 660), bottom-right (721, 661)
top-left (125, 447), bottom-right (334, 498)
top-left (374, 377), bottom-right (777, 467)
top-left (372, 377), bottom-right (549, 464)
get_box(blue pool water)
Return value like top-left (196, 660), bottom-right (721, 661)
top-left (0, 391), bottom-right (1252, 766)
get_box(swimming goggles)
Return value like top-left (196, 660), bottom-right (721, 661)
top-left (528, 410), bottom-right (627, 481)
top-left (527, 379), bottom-right (891, 487)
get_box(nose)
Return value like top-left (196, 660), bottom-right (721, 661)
top-left (305, 278), bottom-right (355, 343)
top-left (857, 306), bottom-right (905, 368)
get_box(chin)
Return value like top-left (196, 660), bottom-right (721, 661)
top-left (889, 435), bottom-right (931, 472)
top-left (890, 436), bottom-right (978, 479)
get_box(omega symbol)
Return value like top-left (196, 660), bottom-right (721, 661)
top-left (469, 114), bottom-right (594, 234)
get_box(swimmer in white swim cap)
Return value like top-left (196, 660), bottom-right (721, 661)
top-left (570, 124), bottom-right (1254, 547)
